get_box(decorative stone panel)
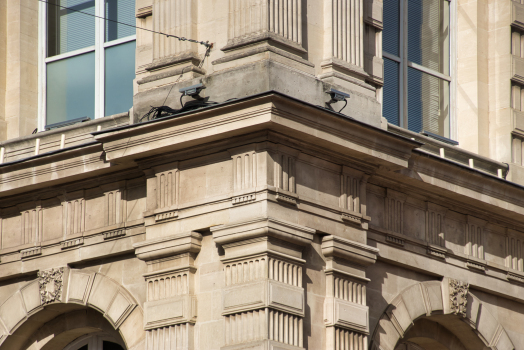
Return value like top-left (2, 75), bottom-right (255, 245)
top-left (227, 0), bottom-right (302, 47)
top-left (465, 216), bottom-right (485, 260)
top-left (385, 189), bottom-right (405, 235)
top-left (321, 235), bottom-right (377, 350)
top-left (212, 218), bottom-right (314, 350)
top-left (135, 231), bottom-right (202, 350)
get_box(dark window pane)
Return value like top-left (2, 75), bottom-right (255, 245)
top-left (105, 0), bottom-right (136, 42)
top-left (103, 341), bottom-right (125, 350)
top-left (47, 0), bottom-right (95, 56)
top-left (383, 0), bottom-right (400, 56)
top-left (46, 52), bottom-right (95, 124)
top-left (383, 58), bottom-right (400, 126)
top-left (407, 0), bottom-right (450, 74)
top-left (407, 67), bottom-right (449, 137)
top-left (77, 345), bottom-right (88, 350)
top-left (105, 41), bottom-right (136, 116)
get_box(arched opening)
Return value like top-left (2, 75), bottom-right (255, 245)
top-left (0, 269), bottom-right (144, 350)
top-left (370, 279), bottom-right (514, 350)
top-left (9, 307), bottom-right (127, 350)
top-left (394, 317), bottom-right (483, 350)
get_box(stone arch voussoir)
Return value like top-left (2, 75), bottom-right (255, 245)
top-left (370, 278), bottom-right (515, 350)
top-left (0, 267), bottom-right (145, 350)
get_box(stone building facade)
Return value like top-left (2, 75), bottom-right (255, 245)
top-left (0, 0), bottom-right (523, 350)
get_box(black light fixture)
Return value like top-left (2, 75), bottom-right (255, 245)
top-left (326, 88), bottom-right (350, 113)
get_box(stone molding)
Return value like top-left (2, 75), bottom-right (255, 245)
top-left (134, 231), bottom-right (203, 261)
top-left (211, 217), bottom-right (315, 248)
top-left (370, 280), bottom-right (515, 350)
top-left (321, 235), bottom-right (378, 270)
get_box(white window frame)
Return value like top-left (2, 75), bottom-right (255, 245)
top-left (382, 0), bottom-right (456, 141)
top-left (38, 0), bottom-right (136, 131)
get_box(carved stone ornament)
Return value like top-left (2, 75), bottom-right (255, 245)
top-left (449, 278), bottom-right (469, 317)
top-left (38, 267), bottom-right (64, 304)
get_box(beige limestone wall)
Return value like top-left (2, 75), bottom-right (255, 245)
top-left (4, 0), bottom-right (38, 141)
top-left (0, 0), bottom-right (6, 142)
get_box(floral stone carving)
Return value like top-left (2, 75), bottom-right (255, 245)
top-left (449, 278), bottom-right (469, 317)
top-left (38, 267), bottom-right (64, 304)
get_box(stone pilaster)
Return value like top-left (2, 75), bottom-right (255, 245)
top-left (321, 235), bottom-right (378, 350)
top-left (212, 218), bottom-right (315, 350)
top-left (214, 0), bottom-right (313, 75)
top-left (134, 231), bottom-right (202, 350)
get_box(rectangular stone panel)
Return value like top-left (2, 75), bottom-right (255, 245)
top-left (106, 292), bottom-right (135, 328)
top-left (20, 280), bottom-right (41, 314)
top-left (42, 205), bottom-right (63, 241)
top-left (0, 292), bottom-right (26, 332)
top-left (67, 271), bottom-right (93, 304)
top-left (1, 215), bottom-right (21, 249)
top-left (87, 274), bottom-right (118, 313)
top-left (334, 299), bottom-right (368, 332)
top-left (268, 281), bottom-right (304, 316)
top-left (223, 282), bottom-right (265, 314)
top-left (144, 295), bottom-right (193, 329)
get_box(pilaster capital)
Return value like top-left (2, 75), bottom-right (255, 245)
top-left (211, 217), bottom-right (315, 248)
top-left (321, 235), bottom-right (378, 268)
top-left (134, 231), bottom-right (202, 262)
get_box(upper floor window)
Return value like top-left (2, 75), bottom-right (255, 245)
top-left (39, 0), bottom-right (136, 128)
top-left (382, 0), bottom-right (451, 139)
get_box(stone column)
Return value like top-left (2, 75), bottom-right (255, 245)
top-left (211, 218), bottom-right (315, 350)
top-left (321, 235), bottom-right (378, 350)
top-left (135, 231), bottom-right (202, 350)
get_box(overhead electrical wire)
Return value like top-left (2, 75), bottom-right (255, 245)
top-left (37, 0), bottom-right (212, 48)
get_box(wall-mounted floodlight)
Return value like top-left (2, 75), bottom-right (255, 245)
top-left (326, 88), bottom-right (350, 113)
top-left (179, 83), bottom-right (205, 98)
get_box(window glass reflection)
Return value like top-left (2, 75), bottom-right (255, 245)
top-left (383, 58), bottom-right (400, 126)
top-left (105, 41), bottom-right (136, 116)
top-left (46, 52), bottom-right (95, 124)
top-left (105, 0), bottom-right (136, 42)
top-left (407, 67), bottom-right (450, 137)
top-left (47, 0), bottom-right (96, 56)
top-left (407, 0), bottom-right (450, 75)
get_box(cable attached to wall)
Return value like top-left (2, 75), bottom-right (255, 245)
top-left (37, 0), bottom-right (212, 48)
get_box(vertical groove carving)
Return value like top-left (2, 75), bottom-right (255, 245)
top-left (268, 257), bottom-right (302, 287)
top-left (232, 152), bottom-right (257, 191)
top-left (147, 272), bottom-right (189, 301)
top-left (224, 309), bottom-right (267, 345)
top-left (385, 197), bottom-right (403, 234)
top-left (333, 277), bottom-right (365, 305)
top-left (340, 174), bottom-right (360, 213)
top-left (229, 0), bottom-right (301, 44)
top-left (268, 310), bottom-right (303, 347)
top-left (21, 204), bottom-right (43, 244)
top-left (328, 0), bottom-right (363, 66)
top-left (106, 191), bottom-right (123, 226)
top-left (465, 223), bottom-right (484, 259)
top-left (153, 0), bottom-right (196, 60)
top-left (274, 154), bottom-right (296, 193)
top-left (506, 236), bottom-right (524, 271)
top-left (426, 205), bottom-right (446, 247)
top-left (334, 329), bottom-right (367, 350)
top-left (65, 199), bottom-right (85, 235)
top-left (157, 170), bottom-right (179, 209)
top-left (224, 257), bottom-right (267, 286)
top-left (146, 324), bottom-right (189, 350)
top-left (511, 29), bottom-right (524, 58)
